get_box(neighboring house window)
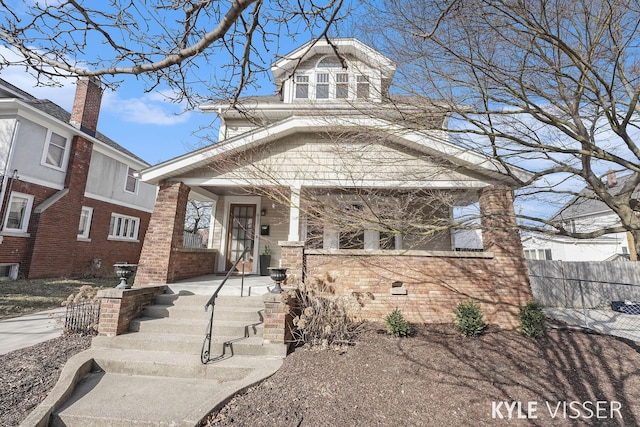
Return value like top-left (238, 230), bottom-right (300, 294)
top-left (524, 249), bottom-right (553, 260)
top-left (3, 192), bottom-right (33, 233)
top-left (316, 73), bottom-right (330, 99)
top-left (78, 207), bottom-right (93, 239)
top-left (336, 73), bottom-right (349, 98)
top-left (0, 264), bottom-right (19, 280)
top-left (109, 213), bottom-right (140, 240)
top-left (43, 132), bottom-right (69, 169)
top-left (295, 75), bottom-right (309, 99)
top-left (357, 75), bottom-right (370, 99)
top-left (125, 167), bottom-right (138, 193)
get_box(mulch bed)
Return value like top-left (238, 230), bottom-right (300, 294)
top-left (0, 334), bottom-right (92, 426)
top-left (205, 324), bottom-right (640, 426)
top-left (2, 324), bottom-right (639, 426)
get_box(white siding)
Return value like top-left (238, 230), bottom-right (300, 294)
top-left (179, 133), bottom-right (480, 186)
top-left (0, 117), bottom-right (16, 174)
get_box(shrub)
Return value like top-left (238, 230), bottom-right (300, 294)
top-left (384, 307), bottom-right (411, 337)
top-left (520, 301), bottom-right (546, 338)
top-left (286, 282), bottom-right (363, 349)
top-left (453, 300), bottom-right (486, 338)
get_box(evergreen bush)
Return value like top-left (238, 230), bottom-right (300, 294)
top-left (384, 307), bottom-right (411, 337)
top-left (453, 300), bottom-right (486, 338)
top-left (520, 301), bottom-right (546, 338)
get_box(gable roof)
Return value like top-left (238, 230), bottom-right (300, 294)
top-left (139, 114), bottom-right (532, 186)
top-left (0, 78), bottom-right (148, 166)
top-left (551, 173), bottom-right (640, 221)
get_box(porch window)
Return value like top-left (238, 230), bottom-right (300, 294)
top-left (3, 192), bottom-right (33, 233)
top-left (379, 230), bottom-right (397, 250)
top-left (109, 213), bottom-right (140, 241)
top-left (339, 230), bottom-right (365, 249)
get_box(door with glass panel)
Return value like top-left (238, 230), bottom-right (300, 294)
top-left (226, 204), bottom-right (256, 272)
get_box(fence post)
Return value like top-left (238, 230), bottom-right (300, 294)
top-left (578, 280), bottom-right (589, 328)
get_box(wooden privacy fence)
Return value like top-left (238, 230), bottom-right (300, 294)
top-left (527, 260), bottom-right (640, 308)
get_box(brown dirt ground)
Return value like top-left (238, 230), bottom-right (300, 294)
top-left (2, 324), bottom-right (640, 427)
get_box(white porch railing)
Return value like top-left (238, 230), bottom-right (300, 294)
top-left (183, 231), bottom-right (206, 248)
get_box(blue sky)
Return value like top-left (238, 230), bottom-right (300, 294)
top-left (0, 62), bottom-right (245, 166)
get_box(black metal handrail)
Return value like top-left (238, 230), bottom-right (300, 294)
top-left (201, 245), bottom-right (251, 364)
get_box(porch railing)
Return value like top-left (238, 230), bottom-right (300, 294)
top-left (183, 231), bottom-right (206, 248)
top-left (200, 245), bottom-right (251, 364)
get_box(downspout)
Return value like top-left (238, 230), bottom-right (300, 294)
top-left (0, 120), bottom-right (21, 231)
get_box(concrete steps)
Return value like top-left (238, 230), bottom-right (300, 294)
top-left (42, 293), bottom-right (286, 427)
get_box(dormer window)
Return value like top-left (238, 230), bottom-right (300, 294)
top-left (316, 73), bottom-right (330, 99)
top-left (295, 75), bottom-right (309, 99)
top-left (357, 76), bottom-right (370, 99)
top-left (336, 73), bottom-right (349, 98)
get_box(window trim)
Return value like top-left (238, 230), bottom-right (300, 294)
top-left (41, 130), bottom-right (70, 171)
top-left (3, 191), bottom-right (34, 233)
top-left (77, 206), bottom-right (93, 241)
top-left (124, 167), bottom-right (139, 194)
top-left (108, 213), bottom-right (140, 241)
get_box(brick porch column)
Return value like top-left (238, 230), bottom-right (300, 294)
top-left (479, 185), bottom-right (532, 328)
top-left (135, 181), bottom-right (190, 285)
top-left (279, 241), bottom-right (305, 287)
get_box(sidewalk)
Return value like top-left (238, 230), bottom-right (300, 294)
top-left (0, 307), bottom-right (65, 355)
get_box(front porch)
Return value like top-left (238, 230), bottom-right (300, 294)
top-left (166, 274), bottom-right (274, 296)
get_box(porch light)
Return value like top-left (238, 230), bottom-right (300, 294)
top-left (261, 208), bottom-right (266, 216)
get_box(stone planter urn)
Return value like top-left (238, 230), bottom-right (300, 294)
top-left (114, 263), bottom-right (137, 289)
top-left (267, 267), bottom-right (288, 294)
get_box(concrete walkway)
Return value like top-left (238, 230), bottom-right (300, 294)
top-left (0, 307), bottom-right (65, 355)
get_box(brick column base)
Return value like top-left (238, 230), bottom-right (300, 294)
top-left (97, 285), bottom-right (166, 337)
top-left (262, 292), bottom-right (294, 347)
top-left (279, 241), bottom-right (305, 287)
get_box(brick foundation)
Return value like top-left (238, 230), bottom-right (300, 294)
top-left (97, 285), bottom-right (166, 336)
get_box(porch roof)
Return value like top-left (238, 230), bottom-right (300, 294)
top-left (139, 115), bottom-right (532, 187)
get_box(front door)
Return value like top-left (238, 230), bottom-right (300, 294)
top-left (226, 204), bottom-right (256, 272)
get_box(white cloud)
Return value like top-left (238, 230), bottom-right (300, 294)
top-left (102, 91), bottom-right (191, 126)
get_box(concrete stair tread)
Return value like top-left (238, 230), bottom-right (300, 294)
top-left (94, 332), bottom-right (267, 345)
top-left (155, 294), bottom-right (265, 307)
top-left (52, 371), bottom-right (244, 427)
top-left (132, 316), bottom-right (264, 329)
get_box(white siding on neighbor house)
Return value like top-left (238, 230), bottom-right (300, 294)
top-left (178, 133), bottom-right (483, 186)
top-left (522, 232), bottom-right (630, 262)
top-left (10, 118), bottom-right (71, 188)
top-left (0, 117), bottom-right (17, 174)
top-left (84, 150), bottom-right (156, 211)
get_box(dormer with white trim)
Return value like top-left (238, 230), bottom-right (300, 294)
top-left (271, 38), bottom-right (396, 104)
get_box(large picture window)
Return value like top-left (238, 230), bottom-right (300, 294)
top-left (3, 192), bottom-right (33, 233)
top-left (43, 131), bottom-right (69, 169)
top-left (109, 213), bottom-right (140, 241)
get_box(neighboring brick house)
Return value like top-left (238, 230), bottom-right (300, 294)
top-left (135, 39), bottom-right (533, 327)
top-left (0, 77), bottom-right (156, 279)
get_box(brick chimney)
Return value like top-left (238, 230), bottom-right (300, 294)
top-left (70, 77), bottom-right (103, 137)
